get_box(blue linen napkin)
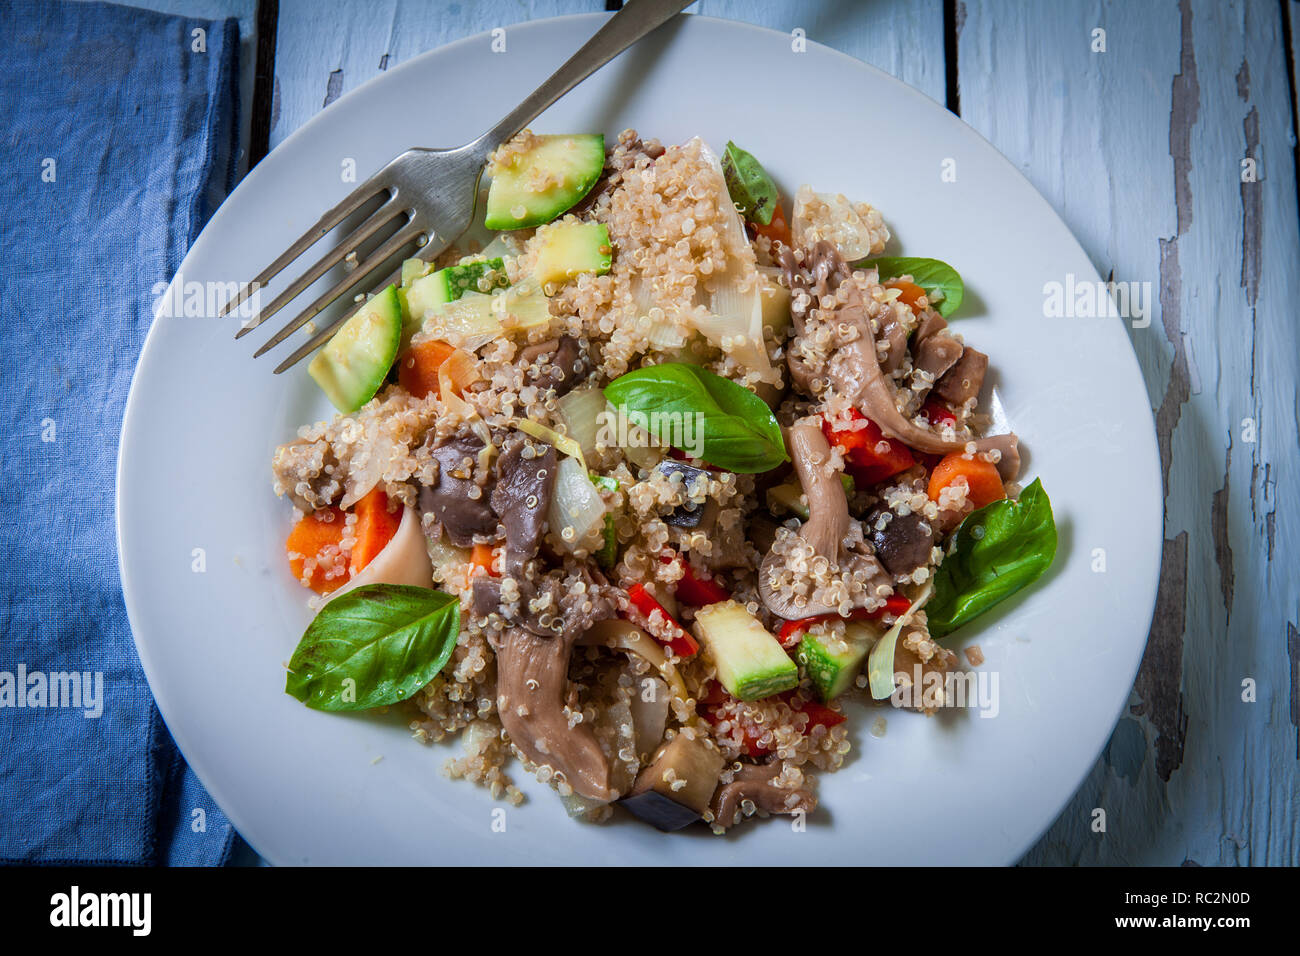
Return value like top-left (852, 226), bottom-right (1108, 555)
top-left (0, 0), bottom-right (242, 865)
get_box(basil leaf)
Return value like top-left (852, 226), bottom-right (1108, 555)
top-left (927, 479), bottom-right (1057, 638)
top-left (722, 141), bottom-right (779, 226)
top-left (286, 584), bottom-right (460, 711)
top-left (605, 363), bottom-right (788, 473)
top-left (859, 256), bottom-right (964, 318)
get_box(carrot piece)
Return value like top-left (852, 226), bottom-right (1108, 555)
top-left (752, 202), bottom-right (791, 246)
top-left (470, 543), bottom-right (498, 577)
top-left (349, 488), bottom-right (401, 574)
top-left (286, 506), bottom-right (350, 594)
top-left (886, 279), bottom-right (927, 309)
top-left (397, 339), bottom-right (456, 399)
top-left (927, 453), bottom-right (1006, 509)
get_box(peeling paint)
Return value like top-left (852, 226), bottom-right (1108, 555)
top-left (1241, 106), bottom-right (1261, 307)
top-left (1211, 435), bottom-right (1234, 617)
top-left (1155, 238), bottom-right (1191, 499)
top-left (1131, 0), bottom-right (1201, 783)
top-left (1289, 622), bottom-right (1299, 759)
top-left (323, 68), bottom-right (343, 108)
top-left (1133, 533), bottom-right (1190, 780)
top-left (1170, 0), bottom-right (1200, 236)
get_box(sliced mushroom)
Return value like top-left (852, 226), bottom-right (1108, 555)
top-left (520, 336), bottom-right (585, 397)
top-left (492, 625), bottom-right (612, 802)
top-left (490, 437), bottom-right (557, 576)
top-left (933, 346), bottom-right (989, 406)
top-left (272, 437), bottom-right (344, 512)
top-left (877, 308), bottom-right (910, 374)
top-left (867, 508), bottom-right (937, 578)
top-left (913, 322), bottom-right (964, 385)
top-left (789, 245), bottom-right (1019, 480)
top-left (418, 434), bottom-right (496, 547)
top-left (758, 419), bottom-right (892, 619)
top-left (708, 760), bottom-right (816, 829)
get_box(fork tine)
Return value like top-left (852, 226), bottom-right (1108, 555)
top-left (270, 262), bottom-right (403, 374)
top-left (253, 219), bottom-right (428, 359)
top-left (234, 194), bottom-right (407, 339)
top-left (220, 180), bottom-right (390, 321)
top-left (270, 221), bottom-right (463, 374)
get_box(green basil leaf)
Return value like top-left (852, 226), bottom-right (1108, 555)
top-left (859, 256), bottom-right (964, 318)
top-left (285, 584), bottom-right (460, 711)
top-left (927, 479), bottom-right (1057, 638)
top-left (604, 363), bottom-right (788, 473)
top-left (722, 141), bottom-right (779, 226)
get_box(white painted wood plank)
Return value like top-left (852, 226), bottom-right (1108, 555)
top-left (269, 0), bottom-right (606, 148)
top-left (960, 0), bottom-right (1300, 865)
top-left (690, 0), bottom-right (946, 105)
top-left (268, 0), bottom-right (946, 146)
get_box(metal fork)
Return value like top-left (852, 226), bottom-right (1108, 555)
top-left (226, 0), bottom-right (693, 373)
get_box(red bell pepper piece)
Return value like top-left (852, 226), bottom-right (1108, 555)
top-left (776, 595), bottom-right (912, 647)
top-left (822, 409), bottom-right (915, 485)
top-left (783, 693), bottom-right (847, 730)
top-left (697, 683), bottom-right (845, 755)
top-left (625, 583), bottom-right (699, 658)
top-left (921, 398), bottom-right (957, 429)
top-left (661, 554), bottom-right (731, 606)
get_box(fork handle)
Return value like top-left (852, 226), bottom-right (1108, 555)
top-left (475, 0), bottom-right (695, 154)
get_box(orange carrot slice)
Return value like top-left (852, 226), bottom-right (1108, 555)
top-left (397, 339), bottom-right (456, 399)
top-left (885, 279), bottom-right (927, 309)
top-left (470, 543), bottom-right (498, 577)
top-left (927, 453), bottom-right (1006, 509)
top-left (286, 506), bottom-right (350, 594)
top-left (349, 487), bottom-right (401, 574)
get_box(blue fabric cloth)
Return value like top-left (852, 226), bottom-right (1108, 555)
top-left (0, 0), bottom-right (242, 865)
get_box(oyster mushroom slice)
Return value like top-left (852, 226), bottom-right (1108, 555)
top-left (491, 438), bottom-right (557, 577)
top-left (708, 760), bottom-right (815, 830)
top-left (493, 626), bottom-right (612, 802)
top-left (759, 419), bottom-right (887, 619)
top-left (782, 241), bottom-right (1021, 481)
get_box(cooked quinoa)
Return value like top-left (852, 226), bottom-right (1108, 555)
top-left (272, 128), bottom-right (1040, 835)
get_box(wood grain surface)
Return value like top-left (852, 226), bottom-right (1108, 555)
top-left (176, 0), bottom-right (1300, 865)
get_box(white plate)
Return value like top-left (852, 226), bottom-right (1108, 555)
top-left (118, 13), bottom-right (1162, 865)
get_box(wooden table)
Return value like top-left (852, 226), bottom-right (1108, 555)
top-left (142, 0), bottom-right (1300, 865)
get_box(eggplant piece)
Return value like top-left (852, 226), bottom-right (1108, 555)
top-left (654, 460), bottom-right (710, 528)
top-left (620, 732), bottom-right (725, 831)
top-left (621, 790), bottom-right (704, 831)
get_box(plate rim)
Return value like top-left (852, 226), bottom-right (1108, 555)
top-left (117, 11), bottom-right (1164, 866)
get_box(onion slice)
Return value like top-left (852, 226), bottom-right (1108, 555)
top-left (326, 504), bottom-right (433, 603)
